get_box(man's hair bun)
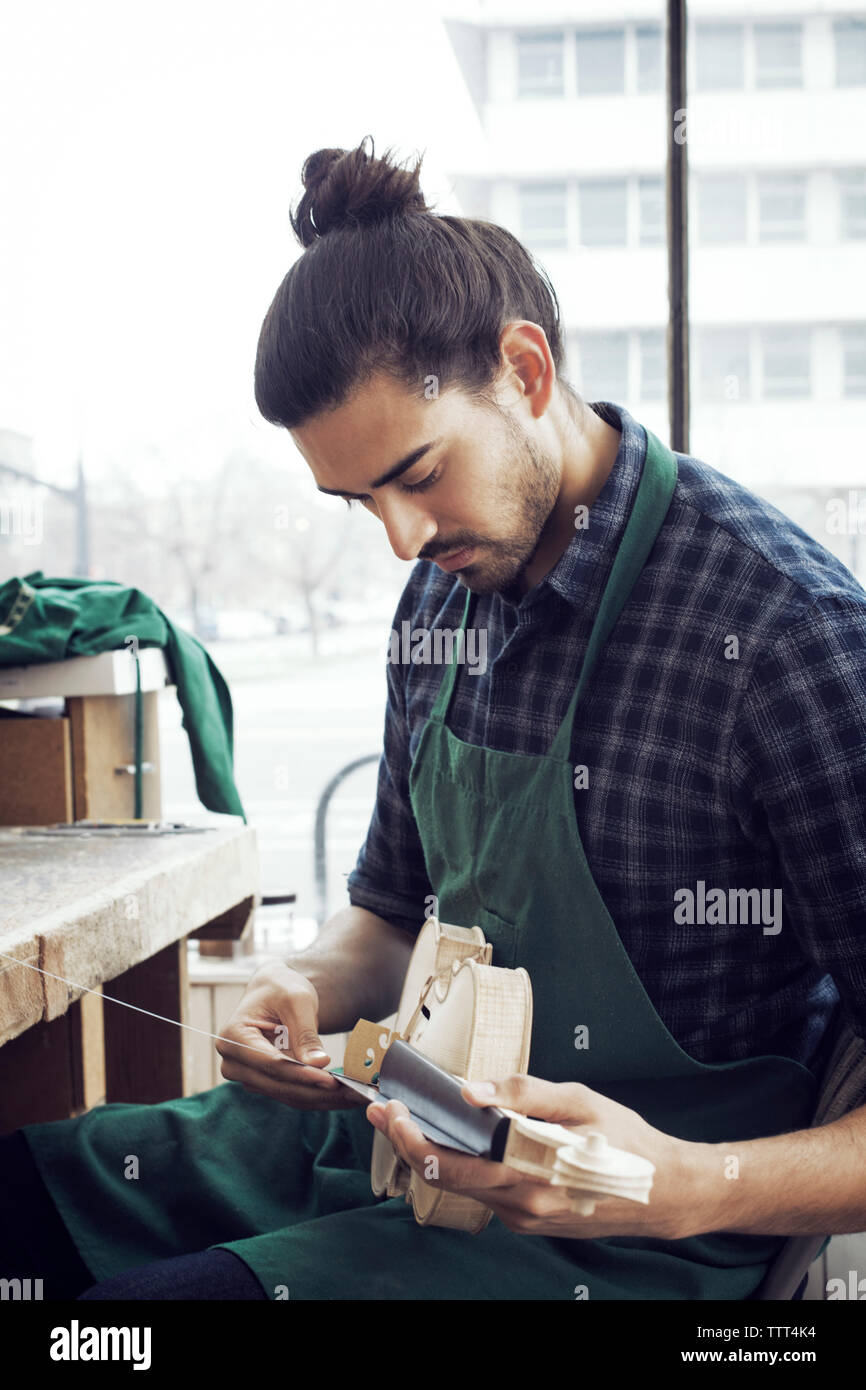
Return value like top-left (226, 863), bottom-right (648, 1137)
top-left (290, 135), bottom-right (430, 247)
top-left (256, 133), bottom-right (572, 431)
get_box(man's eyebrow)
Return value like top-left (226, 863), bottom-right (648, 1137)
top-left (316, 437), bottom-right (444, 498)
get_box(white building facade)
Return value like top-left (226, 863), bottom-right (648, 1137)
top-left (445, 1), bottom-right (866, 571)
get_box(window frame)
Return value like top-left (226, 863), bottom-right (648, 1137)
top-left (575, 26), bottom-right (626, 96)
top-left (516, 30), bottom-right (566, 99)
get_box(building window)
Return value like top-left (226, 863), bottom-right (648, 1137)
top-left (576, 28), bottom-right (625, 95)
top-left (516, 32), bottom-right (565, 98)
top-left (695, 23), bottom-right (744, 91)
top-left (639, 331), bottom-right (666, 399)
top-left (698, 329), bottom-right (751, 401)
top-left (842, 326), bottom-right (866, 397)
top-left (838, 170), bottom-right (866, 240)
top-left (579, 180), bottom-right (627, 246)
top-left (696, 175), bottom-right (747, 245)
top-left (834, 18), bottom-right (866, 87)
top-left (576, 332), bottom-right (629, 402)
top-left (639, 177), bottom-right (665, 246)
top-left (518, 182), bottom-right (568, 248)
top-left (754, 22), bottom-right (803, 89)
top-left (762, 328), bottom-right (811, 398)
top-left (758, 173), bottom-right (806, 242)
top-left (636, 24), bottom-right (663, 93)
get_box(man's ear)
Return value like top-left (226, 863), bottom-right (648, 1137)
top-left (498, 320), bottom-right (556, 421)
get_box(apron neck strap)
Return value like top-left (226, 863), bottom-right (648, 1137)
top-left (549, 428), bottom-right (678, 760)
top-left (429, 585), bottom-right (474, 724)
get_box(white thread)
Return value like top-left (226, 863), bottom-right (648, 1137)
top-left (0, 949), bottom-right (306, 1066)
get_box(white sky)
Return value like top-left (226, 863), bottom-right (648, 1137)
top-left (0, 0), bottom-right (486, 489)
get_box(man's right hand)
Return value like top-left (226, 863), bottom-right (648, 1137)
top-left (215, 961), bottom-right (367, 1109)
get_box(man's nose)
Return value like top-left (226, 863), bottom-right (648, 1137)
top-left (378, 496), bottom-right (438, 563)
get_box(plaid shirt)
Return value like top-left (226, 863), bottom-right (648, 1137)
top-left (347, 400), bottom-right (866, 1072)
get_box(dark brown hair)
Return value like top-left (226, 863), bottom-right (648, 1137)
top-left (254, 135), bottom-right (577, 429)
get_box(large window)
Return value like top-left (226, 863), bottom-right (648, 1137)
top-left (517, 32), bottom-right (565, 98)
top-left (695, 328), bottom-right (866, 402)
top-left (758, 174), bottom-right (807, 242)
top-left (638, 177), bottom-right (664, 246)
top-left (578, 179), bottom-right (627, 246)
top-left (518, 182), bottom-right (568, 248)
top-left (698, 329), bottom-right (752, 402)
top-left (568, 327), bottom-right (861, 408)
top-left (695, 23), bottom-right (744, 91)
top-left (639, 330), bottom-right (666, 400)
top-left (834, 18), bottom-right (866, 87)
top-left (838, 170), bottom-right (866, 240)
top-left (842, 326), bottom-right (866, 397)
top-left (514, 170), bottom-right (865, 254)
top-left (762, 328), bottom-right (811, 398)
top-left (636, 24), bottom-right (663, 93)
top-left (509, 20), bottom-right (670, 100)
top-left (577, 332), bottom-right (630, 402)
top-left (576, 28), bottom-right (625, 95)
top-left (754, 22), bottom-right (803, 89)
top-left (697, 175), bottom-right (747, 245)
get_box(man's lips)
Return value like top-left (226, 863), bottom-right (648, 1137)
top-left (431, 546), bottom-right (477, 572)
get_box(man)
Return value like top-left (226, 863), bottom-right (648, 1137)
top-left (3, 140), bottom-right (866, 1300)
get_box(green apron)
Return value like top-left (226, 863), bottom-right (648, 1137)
top-left (20, 428), bottom-right (818, 1299)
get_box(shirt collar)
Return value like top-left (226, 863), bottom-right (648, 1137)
top-left (495, 400), bottom-right (648, 619)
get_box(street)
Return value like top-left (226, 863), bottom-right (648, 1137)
top-left (158, 626), bottom-right (390, 925)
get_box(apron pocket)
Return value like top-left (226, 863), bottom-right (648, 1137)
top-left (473, 906), bottom-right (521, 970)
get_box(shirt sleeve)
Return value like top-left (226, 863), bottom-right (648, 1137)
top-left (728, 593), bottom-right (866, 1043)
top-left (345, 573), bottom-right (435, 936)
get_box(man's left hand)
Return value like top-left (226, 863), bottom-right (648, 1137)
top-left (366, 1073), bottom-right (708, 1241)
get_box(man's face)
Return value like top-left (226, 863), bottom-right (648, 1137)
top-left (290, 371), bottom-right (560, 595)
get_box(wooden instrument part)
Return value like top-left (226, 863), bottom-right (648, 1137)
top-left (356, 916), bottom-right (654, 1233)
top-left (369, 916), bottom-right (528, 1231)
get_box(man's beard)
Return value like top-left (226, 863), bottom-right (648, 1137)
top-left (455, 428), bottom-right (560, 596)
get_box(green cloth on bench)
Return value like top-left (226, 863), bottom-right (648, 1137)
top-left (0, 571), bottom-right (245, 821)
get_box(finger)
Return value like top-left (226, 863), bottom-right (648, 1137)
top-left (216, 1040), bottom-right (336, 1088)
top-left (467, 1180), bottom-right (622, 1230)
top-left (269, 998), bottom-right (331, 1066)
top-left (461, 1074), bottom-right (599, 1125)
top-left (222, 1071), bottom-right (364, 1109)
top-left (256, 1027), bottom-right (333, 1071)
top-left (215, 1021), bottom-right (334, 1083)
top-left (215, 1020), bottom-right (299, 1068)
top-left (369, 1102), bottom-right (524, 1192)
top-left (219, 1056), bottom-right (352, 1105)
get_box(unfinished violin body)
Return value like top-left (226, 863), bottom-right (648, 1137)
top-left (343, 916), bottom-right (654, 1234)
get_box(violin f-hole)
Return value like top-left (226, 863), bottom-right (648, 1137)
top-left (343, 1021), bottom-right (396, 1083)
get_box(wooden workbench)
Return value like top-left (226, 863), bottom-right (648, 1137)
top-left (0, 822), bottom-right (259, 1130)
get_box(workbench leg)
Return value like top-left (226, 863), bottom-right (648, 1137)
top-left (103, 940), bottom-right (192, 1103)
top-left (69, 987), bottom-right (106, 1111)
top-left (0, 994), bottom-right (106, 1131)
